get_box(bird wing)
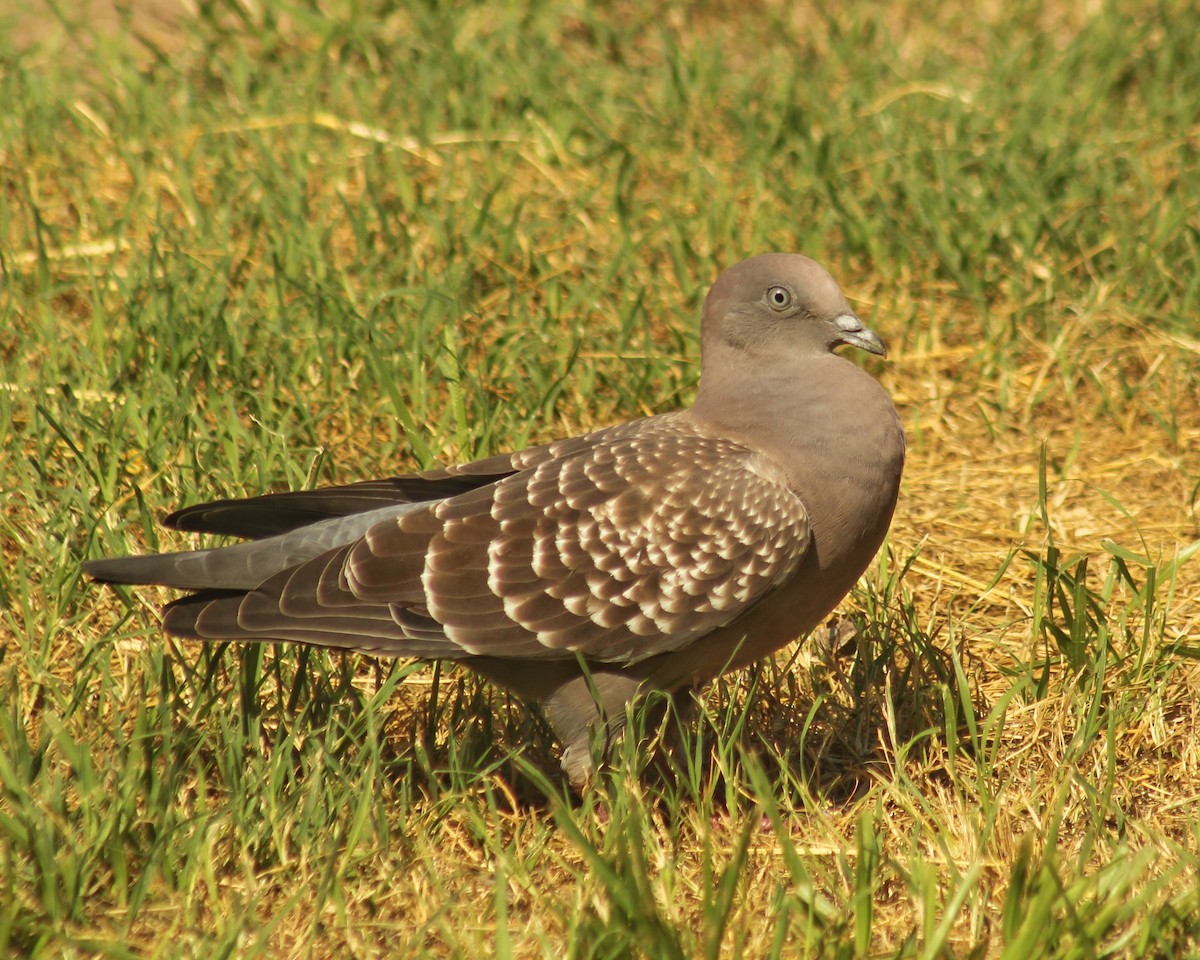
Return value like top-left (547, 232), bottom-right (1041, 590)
top-left (167, 416), bottom-right (812, 665)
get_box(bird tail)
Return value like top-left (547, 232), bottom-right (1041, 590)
top-left (84, 502), bottom-right (422, 591)
top-left (84, 553), bottom-right (203, 587)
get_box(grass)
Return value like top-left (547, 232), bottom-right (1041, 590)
top-left (2, 0), bottom-right (1199, 955)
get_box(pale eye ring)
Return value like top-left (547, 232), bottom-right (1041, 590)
top-left (767, 285), bottom-right (792, 310)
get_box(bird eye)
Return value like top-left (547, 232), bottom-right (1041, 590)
top-left (767, 285), bottom-right (792, 310)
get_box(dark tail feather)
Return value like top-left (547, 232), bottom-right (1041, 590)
top-left (84, 502), bottom-right (428, 591)
top-left (166, 475), bottom-right (506, 539)
top-left (84, 554), bottom-right (194, 587)
top-left (83, 541), bottom-right (295, 592)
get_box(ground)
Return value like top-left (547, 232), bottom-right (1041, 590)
top-left (2, 1), bottom-right (1198, 956)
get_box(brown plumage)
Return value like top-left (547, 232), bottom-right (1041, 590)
top-left (85, 253), bottom-right (906, 786)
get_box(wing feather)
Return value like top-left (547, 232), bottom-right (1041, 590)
top-left (163, 416), bottom-right (812, 666)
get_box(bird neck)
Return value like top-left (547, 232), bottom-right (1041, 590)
top-left (691, 347), bottom-right (850, 437)
top-left (689, 346), bottom-right (903, 487)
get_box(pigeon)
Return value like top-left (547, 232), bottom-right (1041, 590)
top-left (85, 253), bottom-right (906, 787)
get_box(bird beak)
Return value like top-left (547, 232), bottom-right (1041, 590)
top-left (833, 314), bottom-right (888, 357)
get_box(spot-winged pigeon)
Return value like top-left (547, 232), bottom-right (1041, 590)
top-left (85, 253), bottom-right (906, 786)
